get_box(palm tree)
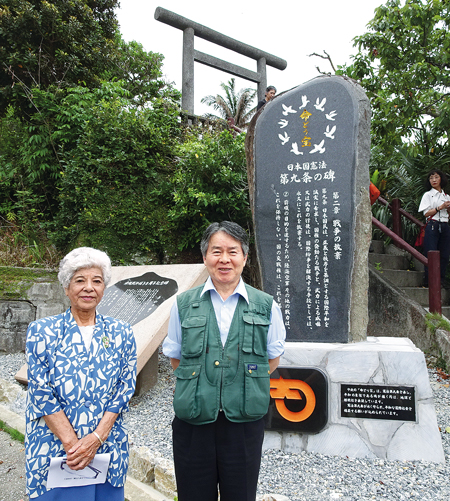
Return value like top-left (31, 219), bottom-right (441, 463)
top-left (201, 78), bottom-right (257, 129)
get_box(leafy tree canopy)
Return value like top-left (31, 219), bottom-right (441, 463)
top-left (106, 37), bottom-right (172, 107)
top-left (339, 0), bottom-right (450, 160)
top-left (168, 129), bottom-right (250, 252)
top-left (0, 1), bottom-right (251, 265)
top-left (0, 0), bottom-right (119, 114)
top-left (51, 81), bottom-right (181, 262)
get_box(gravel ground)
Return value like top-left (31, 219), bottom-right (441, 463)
top-left (1, 350), bottom-right (450, 501)
top-left (0, 430), bottom-right (27, 501)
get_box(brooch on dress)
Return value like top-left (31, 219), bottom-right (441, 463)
top-left (101, 336), bottom-right (110, 349)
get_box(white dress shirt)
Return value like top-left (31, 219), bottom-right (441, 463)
top-left (418, 188), bottom-right (450, 222)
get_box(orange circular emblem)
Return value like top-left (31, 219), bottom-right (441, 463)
top-left (270, 375), bottom-right (316, 422)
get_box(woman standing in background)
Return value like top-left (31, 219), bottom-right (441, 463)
top-left (418, 170), bottom-right (450, 287)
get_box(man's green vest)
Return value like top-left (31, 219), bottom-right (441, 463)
top-left (173, 283), bottom-right (273, 425)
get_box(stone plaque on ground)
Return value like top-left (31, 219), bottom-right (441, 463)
top-left (266, 367), bottom-right (328, 433)
top-left (247, 76), bottom-right (371, 343)
top-left (103, 264), bottom-right (208, 375)
top-left (341, 383), bottom-right (416, 422)
top-left (263, 337), bottom-right (444, 462)
top-left (97, 272), bottom-right (178, 326)
top-left (15, 264), bottom-right (209, 389)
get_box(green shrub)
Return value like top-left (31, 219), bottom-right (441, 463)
top-left (168, 128), bottom-right (250, 252)
top-left (51, 83), bottom-right (180, 263)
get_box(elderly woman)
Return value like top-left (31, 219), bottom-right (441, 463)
top-left (25, 247), bottom-right (137, 500)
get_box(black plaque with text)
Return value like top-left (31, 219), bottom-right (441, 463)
top-left (252, 77), bottom-right (361, 342)
top-left (341, 384), bottom-right (416, 422)
top-left (97, 272), bottom-right (178, 326)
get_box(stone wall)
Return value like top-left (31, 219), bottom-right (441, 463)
top-left (367, 265), bottom-right (433, 350)
top-left (0, 279), bottom-right (69, 353)
top-left (368, 264), bottom-right (450, 368)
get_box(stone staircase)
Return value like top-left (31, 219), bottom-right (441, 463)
top-left (369, 240), bottom-right (450, 318)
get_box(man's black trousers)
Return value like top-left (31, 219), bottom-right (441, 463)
top-left (172, 412), bottom-right (265, 501)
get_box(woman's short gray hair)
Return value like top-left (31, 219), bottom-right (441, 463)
top-left (58, 247), bottom-right (112, 289)
top-left (200, 221), bottom-right (249, 257)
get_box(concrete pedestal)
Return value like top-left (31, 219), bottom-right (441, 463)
top-left (264, 337), bottom-right (445, 462)
top-left (135, 350), bottom-right (159, 396)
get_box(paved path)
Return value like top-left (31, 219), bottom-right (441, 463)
top-left (0, 430), bottom-right (27, 501)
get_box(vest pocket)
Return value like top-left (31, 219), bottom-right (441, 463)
top-left (173, 364), bottom-right (201, 420)
top-left (180, 316), bottom-right (206, 358)
top-left (242, 362), bottom-right (271, 418)
top-left (242, 315), bottom-right (270, 356)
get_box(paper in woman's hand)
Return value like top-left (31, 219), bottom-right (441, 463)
top-left (46, 454), bottom-right (111, 489)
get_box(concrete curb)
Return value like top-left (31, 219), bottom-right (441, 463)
top-left (0, 403), bottom-right (26, 435)
top-left (125, 476), bottom-right (173, 501)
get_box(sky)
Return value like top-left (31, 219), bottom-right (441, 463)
top-left (115, 0), bottom-right (384, 116)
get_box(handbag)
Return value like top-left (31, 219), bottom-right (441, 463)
top-left (415, 218), bottom-right (434, 248)
top-left (415, 224), bottom-right (426, 248)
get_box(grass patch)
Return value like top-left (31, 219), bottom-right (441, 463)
top-left (0, 220), bottom-right (62, 299)
top-left (0, 221), bottom-right (62, 269)
top-left (425, 311), bottom-right (450, 333)
top-left (0, 419), bottom-right (25, 443)
top-left (0, 266), bottom-right (58, 299)
top-left (425, 312), bottom-right (450, 372)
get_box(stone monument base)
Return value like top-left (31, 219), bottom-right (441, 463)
top-left (264, 337), bottom-right (444, 463)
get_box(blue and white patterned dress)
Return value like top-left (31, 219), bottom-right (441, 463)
top-left (25, 308), bottom-right (137, 499)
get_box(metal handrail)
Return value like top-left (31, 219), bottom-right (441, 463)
top-left (372, 198), bottom-right (441, 314)
top-left (371, 216), bottom-right (427, 266)
top-left (377, 196), bottom-right (424, 228)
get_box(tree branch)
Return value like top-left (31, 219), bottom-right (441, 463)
top-left (308, 51), bottom-right (337, 74)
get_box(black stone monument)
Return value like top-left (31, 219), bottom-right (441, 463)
top-left (247, 76), bottom-right (370, 343)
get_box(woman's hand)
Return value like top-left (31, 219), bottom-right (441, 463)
top-left (65, 433), bottom-right (101, 470)
top-left (43, 411), bottom-right (78, 455)
top-left (44, 410), bottom-right (118, 470)
top-left (425, 201), bottom-right (450, 218)
top-left (65, 411), bottom-right (118, 470)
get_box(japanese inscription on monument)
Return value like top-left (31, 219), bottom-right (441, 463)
top-left (341, 384), bottom-right (416, 422)
top-left (98, 272), bottom-right (178, 326)
top-left (249, 76), bottom-right (369, 343)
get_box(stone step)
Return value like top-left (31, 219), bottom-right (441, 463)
top-left (368, 253), bottom-right (410, 270)
top-left (370, 240), bottom-right (385, 254)
top-left (411, 256), bottom-right (425, 272)
top-left (400, 287), bottom-right (450, 307)
top-left (442, 306), bottom-right (450, 319)
top-left (378, 269), bottom-right (424, 287)
top-left (125, 476), bottom-right (172, 501)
